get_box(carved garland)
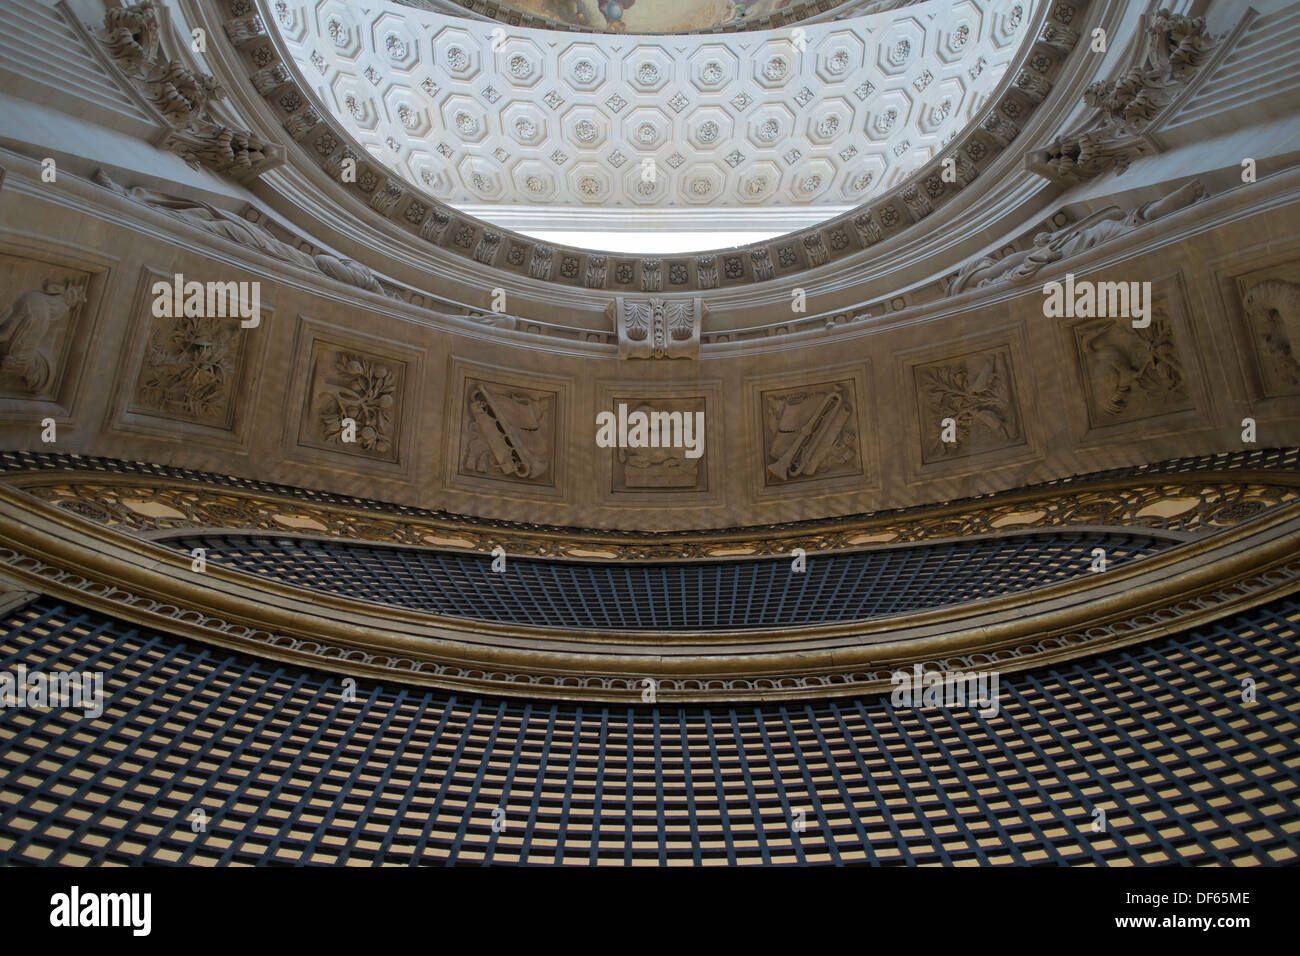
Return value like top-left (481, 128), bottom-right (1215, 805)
top-left (99, 1), bottom-right (282, 179)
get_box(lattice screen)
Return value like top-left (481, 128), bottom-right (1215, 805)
top-left (164, 531), bottom-right (1170, 629)
top-left (2, 596), bottom-right (1297, 865)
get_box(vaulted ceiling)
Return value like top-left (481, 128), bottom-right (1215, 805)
top-left (273, 0), bottom-right (1036, 218)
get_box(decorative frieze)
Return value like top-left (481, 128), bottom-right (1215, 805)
top-left (948, 180), bottom-right (1208, 295)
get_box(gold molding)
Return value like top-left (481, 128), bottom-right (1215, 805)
top-left (0, 465), bottom-right (1298, 702)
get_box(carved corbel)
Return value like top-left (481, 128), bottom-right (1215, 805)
top-left (614, 297), bottom-right (702, 360)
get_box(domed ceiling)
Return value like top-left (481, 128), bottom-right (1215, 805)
top-left (400, 0), bottom-right (917, 33)
top-left (273, 0), bottom-right (1037, 242)
top-left (478, 0), bottom-right (854, 33)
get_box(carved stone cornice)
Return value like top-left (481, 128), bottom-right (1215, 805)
top-left (6, 449), bottom-right (1299, 560)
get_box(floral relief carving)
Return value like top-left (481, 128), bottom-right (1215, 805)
top-left (133, 312), bottom-right (242, 426)
top-left (304, 347), bottom-right (403, 462)
top-left (916, 347), bottom-right (1024, 463)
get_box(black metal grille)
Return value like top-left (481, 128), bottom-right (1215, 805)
top-left (1, 595), bottom-right (1297, 865)
top-left (164, 531), bottom-right (1170, 630)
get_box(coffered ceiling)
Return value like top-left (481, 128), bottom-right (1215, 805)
top-left (271, 0), bottom-right (1037, 215)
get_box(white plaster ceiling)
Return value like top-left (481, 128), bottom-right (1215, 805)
top-left (271, 0), bottom-right (1038, 220)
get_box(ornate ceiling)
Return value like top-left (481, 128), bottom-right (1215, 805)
top-left (399, 0), bottom-right (919, 34)
top-left (273, 0), bottom-right (1036, 212)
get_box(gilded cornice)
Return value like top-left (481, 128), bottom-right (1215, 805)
top-left (0, 450), bottom-right (1297, 702)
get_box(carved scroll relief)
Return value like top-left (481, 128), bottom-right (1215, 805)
top-left (761, 381), bottom-right (861, 485)
top-left (461, 379), bottom-right (555, 484)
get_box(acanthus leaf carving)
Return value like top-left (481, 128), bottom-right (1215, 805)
top-left (616, 297), bottom-right (701, 360)
top-left (134, 312), bottom-right (240, 425)
top-left (916, 347), bottom-right (1022, 462)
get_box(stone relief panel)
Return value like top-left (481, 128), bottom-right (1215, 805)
top-left (298, 342), bottom-right (406, 463)
top-left (460, 378), bottom-right (556, 486)
top-left (760, 379), bottom-right (861, 486)
top-left (914, 346), bottom-right (1024, 463)
top-left (1071, 306), bottom-right (1191, 427)
top-left (0, 256), bottom-right (92, 402)
top-left (609, 396), bottom-right (708, 494)
top-left (1236, 265), bottom-right (1300, 399)
top-left (130, 310), bottom-right (249, 430)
